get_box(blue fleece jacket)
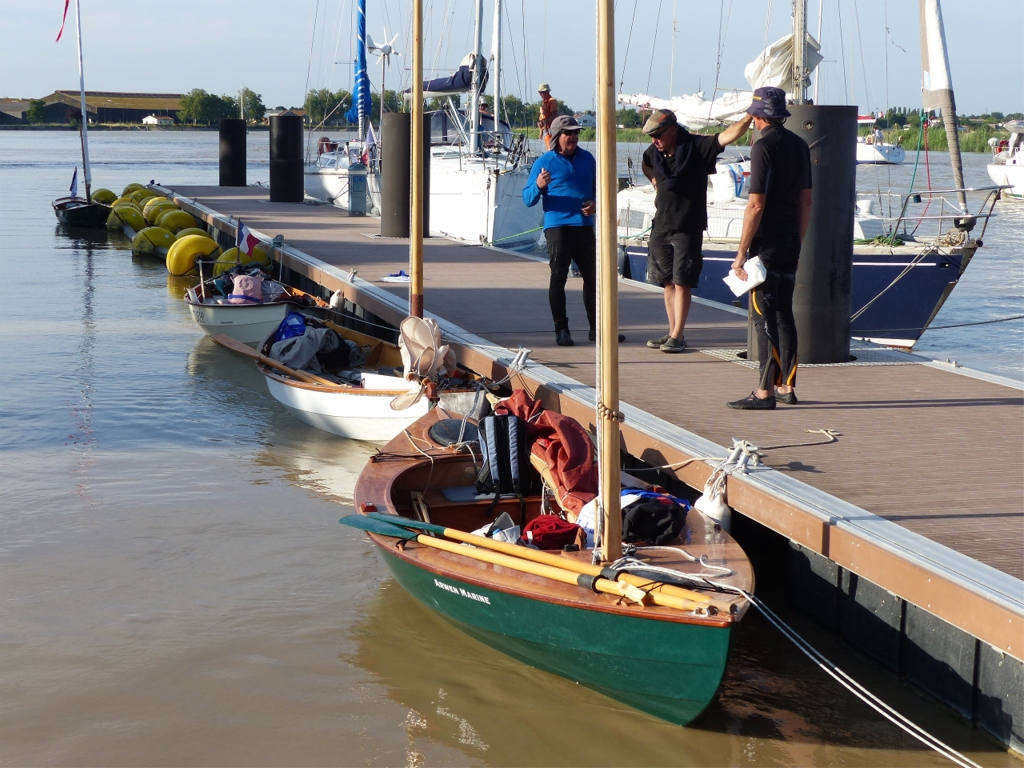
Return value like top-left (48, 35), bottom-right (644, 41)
top-left (522, 147), bottom-right (597, 229)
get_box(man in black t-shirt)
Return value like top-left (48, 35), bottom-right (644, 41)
top-left (640, 109), bottom-right (753, 353)
top-left (727, 87), bottom-right (813, 411)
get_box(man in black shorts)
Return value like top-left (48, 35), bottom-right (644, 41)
top-left (727, 87), bottom-right (813, 410)
top-left (641, 109), bottom-right (752, 352)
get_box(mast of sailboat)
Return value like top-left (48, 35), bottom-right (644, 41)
top-left (409, 0), bottom-right (424, 318)
top-left (813, 0), bottom-right (824, 104)
top-left (919, 0), bottom-right (968, 213)
top-left (73, 0), bottom-right (92, 202)
top-left (355, 0), bottom-right (367, 140)
top-left (490, 0), bottom-right (501, 137)
top-left (596, 0), bottom-right (622, 563)
top-left (469, 0), bottom-right (484, 154)
top-left (793, 0), bottom-right (808, 105)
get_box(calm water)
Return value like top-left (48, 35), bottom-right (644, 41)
top-left (0, 131), bottom-right (1017, 766)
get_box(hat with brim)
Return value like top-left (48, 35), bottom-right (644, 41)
top-left (537, 83), bottom-right (551, 93)
top-left (747, 86), bottom-right (791, 118)
top-left (549, 114), bottom-right (581, 143)
top-left (642, 109), bottom-right (678, 136)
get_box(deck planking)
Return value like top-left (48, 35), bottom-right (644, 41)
top-left (166, 186), bottom-right (1024, 582)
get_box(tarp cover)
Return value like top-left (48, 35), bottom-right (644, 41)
top-left (269, 327), bottom-right (339, 374)
top-left (495, 390), bottom-right (597, 516)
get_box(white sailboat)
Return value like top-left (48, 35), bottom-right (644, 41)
top-left (986, 122), bottom-right (1024, 200)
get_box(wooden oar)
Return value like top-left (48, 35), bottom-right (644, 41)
top-left (209, 333), bottom-right (338, 387)
top-left (339, 514), bottom-right (716, 618)
top-left (341, 515), bottom-right (661, 607)
top-left (367, 513), bottom-right (728, 613)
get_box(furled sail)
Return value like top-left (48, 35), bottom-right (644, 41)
top-left (408, 53), bottom-right (488, 98)
top-left (617, 33), bottom-right (820, 130)
top-left (344, 0), bottom-right (372, 128)
top-left (919, 0), bottom-right (967, 211)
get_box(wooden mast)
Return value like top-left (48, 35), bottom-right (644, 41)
top-left (409, 0), bottom-right (424, 318)
top-left (596, 0), bottom-right (621, 562)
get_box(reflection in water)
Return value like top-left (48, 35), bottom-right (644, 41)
top-left (348, 574), bottom-right (1009, 767)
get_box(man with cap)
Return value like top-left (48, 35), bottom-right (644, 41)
top-left (641, 109), bottom-right (753, 353)
top-left (523, 115), bottom-right (622, 347)
top-left (537, 84), bottom-right (559, 151)
top-left (727, 86), bottom-right (812, 410)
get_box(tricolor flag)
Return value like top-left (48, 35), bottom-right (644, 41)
top-left (56, 0), bottom-right (71, 42)
top-left (69, 167), bottom-right (78, 198)
top-left (236, 220), bottom-right (260, 256)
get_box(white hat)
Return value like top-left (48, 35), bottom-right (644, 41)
top-left (537, 83), bottom-right (551, 93)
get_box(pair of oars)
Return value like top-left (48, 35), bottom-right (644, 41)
top-left (340, 513), bottom-right (730, 614)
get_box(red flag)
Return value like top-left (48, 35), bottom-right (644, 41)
top-left (55, 0), bottom-right (70, 42)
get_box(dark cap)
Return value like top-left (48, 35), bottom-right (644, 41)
top-left (642, 109), bottom-right (678, 136)
top-left (549, 114), bottom-right (582, 142)
top-left (747, 87), bottom-right (791, 119)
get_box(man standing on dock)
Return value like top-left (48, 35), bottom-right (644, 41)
top-left (727, 87), bottom-right (812, 411)
top-left (537, 84), bottom-right (559, 151)
top-left (523, 115), bottom-right (622, 347)
top-left (642, 109), bottom-right (753, 353)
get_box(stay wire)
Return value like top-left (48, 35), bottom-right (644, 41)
top-left (644, 0), bottom-right (664, 95)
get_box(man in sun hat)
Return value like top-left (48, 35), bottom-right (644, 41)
top-left (726, 86), bottom-right (812, 411)
top-left (537, 83), bottom-right (559, 150)
top-left (524, 115), bottom-right (624, 347)
top-left (641, 108), bottom-right (753, 353)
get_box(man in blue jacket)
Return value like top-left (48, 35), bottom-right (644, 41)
top-left (523, 115), bottom-right (614, 347)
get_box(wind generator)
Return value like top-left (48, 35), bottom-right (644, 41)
top-left (367, 29), bottom-right (400, 129)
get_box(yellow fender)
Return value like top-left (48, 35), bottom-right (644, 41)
top-left (142, 195), bottom-right (173, 216)
top-left (211, 244), bottom-right (273, 276)
top-left (107, 205), bottom-right (146, 235)
top-left (144, 201), bottom-right (178, 226)
top-left (130, 188), bottom-right (158, 204)
top-left (131, 226), bottom-right (176, 258)
top-left (91, 188), bottom-right (117, 205)
top-left (175, 227), bottom-right (214, 241)
top-left (250, 244), bottom-right (273, 268)
top-left (111, 196), bottom-right (138, 209)
top-left (156, 209), bottom-right (199, 234)
top-left (166, 234), bottom-right (221, 276)
top-left (122, 183), bottom-right (145, 197)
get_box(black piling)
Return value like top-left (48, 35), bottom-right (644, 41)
top-left (269, 114), bottom-right (304, 203)
top-left (380, 113), bottom-right (411, 237)
top-left (747, 105), bottom-right (857, 364)
top-left (219, 119), bottom-right (246, 187)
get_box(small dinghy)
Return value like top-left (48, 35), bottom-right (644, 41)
top-left (184, 267), bottom-right (329, 345)
top-left (345, 399), bottom-right (753, 724)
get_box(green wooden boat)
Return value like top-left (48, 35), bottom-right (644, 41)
top-left (350, 410), bottom-right (753, 726)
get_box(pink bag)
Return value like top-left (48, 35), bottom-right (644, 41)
top-left (227, 274), bottom-right (264, 304)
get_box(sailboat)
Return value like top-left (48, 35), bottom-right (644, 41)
top-left (305, 0), bottom-right (542, 253)
top-left (343, 1), bottom-right (753, 726)
top-left (51, 0), bottom-right (110, 228)
top-left (616, 0), bottom-right (1000, 349)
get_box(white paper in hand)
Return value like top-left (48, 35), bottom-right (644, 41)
top-left (723, 256), bottom-right (767, 297)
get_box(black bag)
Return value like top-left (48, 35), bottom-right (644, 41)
top-left (622, 497), bottom-right (687, 545)
top-left (475, 414), bottom-right (538, 524)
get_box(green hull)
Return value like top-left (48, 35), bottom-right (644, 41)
top-left (379, 548), bottom-right (733, 726)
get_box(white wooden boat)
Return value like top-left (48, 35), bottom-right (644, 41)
top-left (184, 277), bottom-right (328, 345)
top-left (252, 319), bottom-right (480, 443)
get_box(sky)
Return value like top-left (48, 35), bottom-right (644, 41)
top-left (2, 0), bottom-right (1021, 117)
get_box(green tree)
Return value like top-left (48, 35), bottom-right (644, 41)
top-left (26, 99), bottom-right (46, 124)
top-left (616, 107), bottom-right (642, 128)
top-left (304, 88), bottom-right (335, 126)
top-left (239, 87), bottom-right (265, 122)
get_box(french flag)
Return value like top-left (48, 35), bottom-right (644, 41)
top-left (236, 221), bottom-right (260, 256)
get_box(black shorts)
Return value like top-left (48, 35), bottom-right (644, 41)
top-left (647, 227), bottom-right (704, 288)
top-left (752, 233), bottom-right (802, 272)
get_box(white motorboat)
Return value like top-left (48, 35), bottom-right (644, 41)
top-left (185, 275), bottom-right (328, 345)
top-left (987, 121), bottom-right (1024, 200)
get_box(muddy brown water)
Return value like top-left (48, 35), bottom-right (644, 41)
top-left (0, 131), bottom-right (1015, 766)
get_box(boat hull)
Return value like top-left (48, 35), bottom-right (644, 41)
top-left (622, 242), bottom-right (972, 348)
top-left (378, 546), bottom-right (733, 725)
top-left (987, 163), bottom-right (1024, 200)
top-left (264, 374), bottom-right (429, 442)
top-left (856, 142), bottom-right (906, 165)
top-left (186, 301), bottom-right (291, 345)
top-left (53, 197), bottom-right (111, 228)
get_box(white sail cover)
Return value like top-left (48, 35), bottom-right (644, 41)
top-left (618, 33), bottom-right (821, 130)
top-left (919, 0), bottom-right (954, 112)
